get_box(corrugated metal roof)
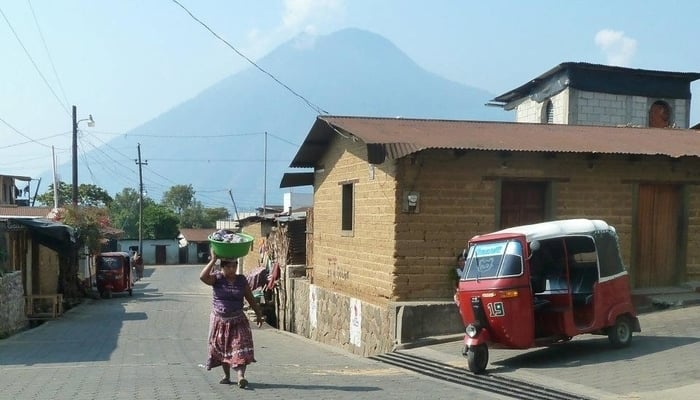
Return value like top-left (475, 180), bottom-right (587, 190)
top-left (492, 62), bottom-right (700, 104)
top-left (0, 206), bottom-right (53, 218)
top-left (178, 228), bottom-right (213, 243)
top-left (288, 115), bottom-right (700, 168)
top-left (280, 172), bottom-right (314, 188)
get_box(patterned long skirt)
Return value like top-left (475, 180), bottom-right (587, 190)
top-left (205, 311), bottom-right (256, 369)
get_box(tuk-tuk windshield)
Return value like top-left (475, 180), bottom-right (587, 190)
top-left (463, 240), bottom-right (523, 280)
top-left (98, 257), bottom-right (121, 271)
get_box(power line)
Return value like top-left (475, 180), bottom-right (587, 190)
top-left (144, 158), bottom-right (290, 163)
top-left (27, 0), bottom-right (71, 109)
top-left (169, 0), bottom-right (329, 116)
top-left (0, 115), bottom-right (53, 148)
top-left (0, 5), bottom-right (70, 115)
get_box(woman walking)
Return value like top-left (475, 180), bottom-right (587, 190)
top-left (200, 249), bottom-right (264, 388)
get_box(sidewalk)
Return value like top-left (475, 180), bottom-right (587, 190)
top-left (401, 303), bottom-right (700, 400)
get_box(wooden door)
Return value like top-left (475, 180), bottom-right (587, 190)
top-left (635, 184), bottom-right (681, 287)
top-left (500, 181), bottom-right (547, 229)
top-left (155, 245), bottom-right (167, 265)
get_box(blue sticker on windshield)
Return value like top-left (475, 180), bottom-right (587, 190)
top-left (476, 242), bottom-right (507, 256)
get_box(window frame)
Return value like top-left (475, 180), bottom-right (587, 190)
top-left (340, 180), bottom-right (357, 235)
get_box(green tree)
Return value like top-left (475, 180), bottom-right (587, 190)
top-left (108, 188), bottom-right (155, 239)
top-left (142, 204), bottom-right (179, 239)
top-left (204, 207), bottom-right (230, 226)
top-left (36, 181), bottom-right (113, 207)
top-left (161, 184), bottom-right (195, 215)
top-left (52, 205), bottom-right (111, 299)
top-left (55, 206), bottom-right (111, 254)
top-left (180, 200), bottom-right (206, 228)
top-left (180, 201), bottom-right (230, 229)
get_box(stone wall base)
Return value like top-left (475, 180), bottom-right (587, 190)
top-left (285, 276), bottom-right (464, 356)
top-left (0, 272), bottom-right (27, 338)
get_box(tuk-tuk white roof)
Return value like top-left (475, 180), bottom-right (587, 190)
top-left (489, 219), bottom-right (613, 242)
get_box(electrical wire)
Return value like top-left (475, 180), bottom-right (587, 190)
top-left (27, 0), bottom-right (71, 109)
top-left (0, 116), bottom-right (53, 148)
top-left (169, 0), bottom-right (328, 116)
top-left (0, 5), bottom-right (70, 115)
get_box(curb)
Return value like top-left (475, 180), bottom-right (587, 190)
top-left (393, 333), bottom-right (464, 351)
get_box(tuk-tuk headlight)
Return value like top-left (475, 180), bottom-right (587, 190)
top-left (466, 323), bottom-right (480, 338)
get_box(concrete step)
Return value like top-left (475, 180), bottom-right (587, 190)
top-left (632, 282), bottom-right (700, 313)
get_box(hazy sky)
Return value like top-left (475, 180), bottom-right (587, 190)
top-left (2, 0), bottom-right (700, 207)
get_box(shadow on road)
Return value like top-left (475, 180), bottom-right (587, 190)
top-left (246, 382), bottom-right (382, 392)
top-left (490, 334), bottom-right (699, 371)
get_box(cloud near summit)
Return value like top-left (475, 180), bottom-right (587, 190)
top-left (595, 29), bottom-right (637, 67)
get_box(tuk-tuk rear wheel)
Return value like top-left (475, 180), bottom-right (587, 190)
top-left (466, 344), bottom-right (489, 374)
top-left (608, 316), bottom-right (633, 348)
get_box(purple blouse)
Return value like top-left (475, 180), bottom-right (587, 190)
top-left (211, 272), bottom-right (247, 316)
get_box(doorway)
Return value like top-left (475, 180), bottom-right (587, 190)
top-left (500, 181), bottom-right (548, 229)
top-left (155, 245), bottom-right (167, 265)
top-left (634, 184), bottom-right (682, 287)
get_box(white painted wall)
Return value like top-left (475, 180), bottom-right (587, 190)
top-left (284, 192), bottom-right (313, 213)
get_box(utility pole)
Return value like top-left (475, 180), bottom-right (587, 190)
top-left (263, 131), bottom-right (267, 215)
top-left (136, 144), bottom-right (148, 255)
top-left (72, 106), bottom-right (78, 207)
top-left (71, 105), bottom-right (94, 207)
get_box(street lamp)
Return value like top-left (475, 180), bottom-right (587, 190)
top-left (72, 105), bottom-right (94, 207)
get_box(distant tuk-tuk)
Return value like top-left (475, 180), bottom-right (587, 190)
top-left (95, 252), bottom-right (134, 299)
top-left (456, 219), bottom-right (641, 374)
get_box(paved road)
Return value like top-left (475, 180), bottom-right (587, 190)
top-left (1, 264), bottom-right (508, 400)
top-left (403, 303), bottom-right (700, 400)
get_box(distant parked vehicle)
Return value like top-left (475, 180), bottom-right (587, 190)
top-left (95, 252), bottom-right (134, 299)
top-left (455, 219), bottom-right (640, 374)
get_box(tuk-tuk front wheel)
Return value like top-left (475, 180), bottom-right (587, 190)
top-left (466, 344), bottom-right (489, 374)
top-left (608, 315), bottom-right (633, 348)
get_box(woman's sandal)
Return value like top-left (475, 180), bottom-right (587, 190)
top-left (219, 377), bottom-right (231, 384)
top-left (238, 378), bottom-right (248, 388)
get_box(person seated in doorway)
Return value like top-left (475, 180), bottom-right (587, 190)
top-left (132, 252), bottom-right (144, 281)
top-left (453, 250), bottom-right (467, 307)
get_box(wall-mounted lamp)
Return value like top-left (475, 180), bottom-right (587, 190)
top-left (402, 191), bottom-right (420, 213)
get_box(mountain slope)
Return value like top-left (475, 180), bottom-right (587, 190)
top-left (54, 28), bottom-right (510, 212)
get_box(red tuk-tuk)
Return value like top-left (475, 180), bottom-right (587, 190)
top-left (456, 219), bottom-right (640, 374)
top-left (95, 252), bottom-right (134, 299)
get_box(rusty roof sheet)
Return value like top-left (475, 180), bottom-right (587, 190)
top-left (179, 228), bottom-right (214, 243)
top-left (0, 206), bottom-right (53, 218)
top-left (289, 115), bottom-right (700, 168)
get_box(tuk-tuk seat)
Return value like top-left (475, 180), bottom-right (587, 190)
top-left (571, 266), bottom-right (597, 306)
top-left (533, 296), bottom-right (551, 311)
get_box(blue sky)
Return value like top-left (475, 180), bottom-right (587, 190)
top-left (2, 0), bottom-right (700, 204)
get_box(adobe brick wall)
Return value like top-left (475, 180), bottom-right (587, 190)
top-left (311, 135), bottom-right (700, 304)
top-left (687, 189), bottom-right (700, 281)
top-left (311, 135), bottom-right (398, 305)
